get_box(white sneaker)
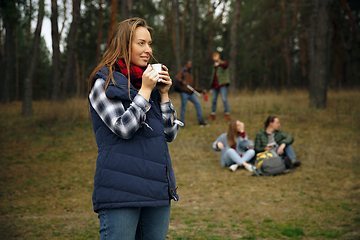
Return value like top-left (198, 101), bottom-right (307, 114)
top-left (229, 164), bottom-right (238, 172)
top-left (244, 163), bottom-right (255, 172)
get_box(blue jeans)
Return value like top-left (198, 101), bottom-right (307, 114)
top-left (98, 205), bottom-right (171, 240)
top-left (222, 148), bottom-right (255, 167)
top-left (211, 86), bottom-right (230, 114)
top-left (282, 145), bottom-right (297, 159)
top-left (180, 92), bottom-right (204, 123)
top-left (274, 145), bottom-right (297, 159)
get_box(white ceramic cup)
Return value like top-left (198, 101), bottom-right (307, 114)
top-left (151, 63), bottom-right (163, 82)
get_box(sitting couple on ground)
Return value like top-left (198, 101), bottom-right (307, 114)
top-left (212, 116), bottom-right (301, 172)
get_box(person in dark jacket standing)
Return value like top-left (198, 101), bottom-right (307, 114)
top-left (254, 116), bottom-right (301, 168)
top-left (88, 18), bottom-right (180, 240)
top-left (209, 52), bottom-right (231, 122)
top-left (176, 61), bottom-right (208, 126)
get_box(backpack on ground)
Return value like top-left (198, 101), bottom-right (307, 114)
top-left (253, 150), bottom-right (291, 176)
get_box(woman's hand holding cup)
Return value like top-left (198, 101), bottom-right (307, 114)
top-left (152, 64), bottom-right (172, 94)
top-left (139, 65), bottom-right (159, 101)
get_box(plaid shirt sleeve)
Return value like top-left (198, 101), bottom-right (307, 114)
top-left (160, 100), bottom-right (179, 142)
top-left (89, 79), bottom-right (151, 139)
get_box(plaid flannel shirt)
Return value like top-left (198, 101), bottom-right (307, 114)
top-left (89, 79), bottom-right (178, 141)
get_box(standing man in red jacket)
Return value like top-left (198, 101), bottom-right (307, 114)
top-left (209, 52), bottom-right (230, 122)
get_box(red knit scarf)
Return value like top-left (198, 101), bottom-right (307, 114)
top-left (115, 58), bottom-right (146, 88)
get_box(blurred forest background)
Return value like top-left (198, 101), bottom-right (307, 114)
top-left (1, 0), bottom-right (359, 116)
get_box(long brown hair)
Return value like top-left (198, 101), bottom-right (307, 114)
top-left (227, 119), bottom-right (239, 147)
top-left (88, 18), bottom-right (154, 98)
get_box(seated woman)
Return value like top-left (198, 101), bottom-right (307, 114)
top-left (212, 119), bottom-right (256, 172)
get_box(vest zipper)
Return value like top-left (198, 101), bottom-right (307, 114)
top-left (167, 165), bottom-right (178, 201)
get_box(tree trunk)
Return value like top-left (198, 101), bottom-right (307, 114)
top-left (308, 0), bottom-right (333, 109)
top-left (22, 0), bottom-right (45, 117)
top-left (281, 0), bottom-right (293, 89)
top-left (96, 0), bottom-right (103, 63)
top-left (299, 26), bottom-right (308, 88)
top-left (335, 40), bottom-right (343, 89)
top-left (172, 0), bottom-right (182, 71)
top-left (188, 0), bottom-right (196, 63)
top-left (1, 1), bottom-right (16, 103)
top-left (126, 0), bottom-right (133, 19)
top-left (26, 0), bottom-right (32, 55)
top-left (15, 23), bottom-right (19, 101)
top-left (62, 0), bottom-right (81, 98)
top-left (59, 0), bottom-right (67, 40)
top-left (181, 0), bottom-right (188, 60)
top-left (339, 0), bottom-right (358, 88)
top-left (207, 20), bottom-right (214, 63)
top-left (229, 0), bottom-right (241, 91)
top-left (108, 0), bottom-right (117, 44)
top-left (51, 0), bottom-right (61, 102)
top-left (75, 50), bottom-right (81, 97)
top-left (1, 21), bottom-right (15, 103)
top-left (164, 0), bottom-right (171, 38)
top-left (206, 1), bottom-right (223, 64)
top-left (81, 58), bottom-right (86, 97)
top-left (0, 26), bottom-right (4, 96)
top-left (120, 0), bottom-right (133, 21)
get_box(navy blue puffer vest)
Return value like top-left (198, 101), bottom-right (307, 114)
top-left (90, 67), bottom-right (178, 212)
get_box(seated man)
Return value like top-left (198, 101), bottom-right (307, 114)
top-left (254, 116), bottom-right (301, 168)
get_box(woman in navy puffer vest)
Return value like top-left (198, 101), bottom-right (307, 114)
top-left (88, 18), bottom-right (180, 240)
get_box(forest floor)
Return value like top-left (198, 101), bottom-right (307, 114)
top-left (0, 90), bottom-right (359, 239)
